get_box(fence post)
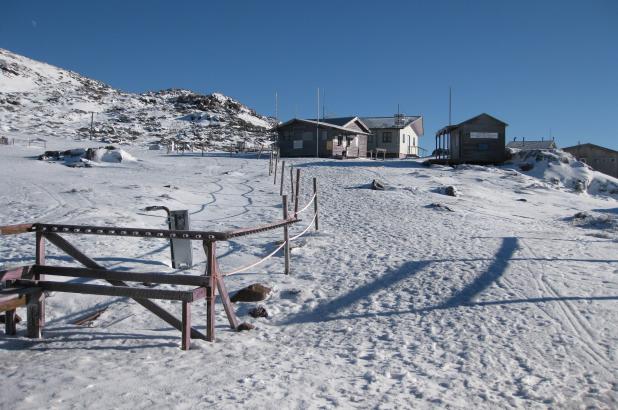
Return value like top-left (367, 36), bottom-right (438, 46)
top-left (289, 165), bottom-right (294, 202)
top-left (282, 195), bottom-right (290, 275)
top-left (313, 177), bottom-right (319, 231)
top-left (294, 168), bottom-right (301, 216)
top-left (269, 150), bottom-right (273, 176)
top-left (279, 161), bottom-right (285, 196)
top-left (273, 153), bottom-right (278, 184)
top-left (205, 241), bottom-right (217, 342)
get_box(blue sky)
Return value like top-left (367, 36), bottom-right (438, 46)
top-left (1, 0), bottom-right (617, 149)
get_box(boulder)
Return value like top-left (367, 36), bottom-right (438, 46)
top-left (231, 283), bottom-right (271, 303)
top-left (237, 322), bottom-right (255, 331)
top-left (519, 163), bottom-right (534, 172)
top-left (443, 186), bottom-right (458, 197)
top-left (248, 305), bottom-right (269, 318)
top-left (371, 179), bottom-right (385, 190)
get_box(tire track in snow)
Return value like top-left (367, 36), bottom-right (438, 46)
top-left (519, 239), bottom-right (610, 373)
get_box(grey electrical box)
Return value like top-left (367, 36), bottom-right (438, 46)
top-left (169, 210), bottom-right (192, 269)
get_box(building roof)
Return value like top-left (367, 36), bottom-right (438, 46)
top-left (563, 143), bottom-right (618, 155)
top-left (436, 113), bottom-right (508, 136)
top-left (506, 140), bottom-right (557, 150)
top-left (360, 116), bottom-right (421, 129)
top-left (309, 117), bottom-right (357, 127)
top-left (276, 118), bottom-right (371, 135)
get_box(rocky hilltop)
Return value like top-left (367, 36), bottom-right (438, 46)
top-left (0, 48), bottom-right (275, 149)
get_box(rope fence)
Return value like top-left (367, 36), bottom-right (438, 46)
top-left (220, 169), bottom-right (319, 277)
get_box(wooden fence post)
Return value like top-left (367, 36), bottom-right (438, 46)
top-left (313, 177), bottom-right (319, 231)
top-left (294, 168), bottom-right (301, 216)
top-left (181, 301), bottom-right (191, 350)
top-left (289, 165), bottom-right (294, 202)
top-left (282, 195), bottom-right (290, 275)
top-left (205, 241), bottom-right (217, 342)
top-left (34, 231), bottom-right (45, 332)
top-left (279, 161), bottom-right (285, 196)
top-left (273, 153), bottom-right (278, 184)
top-left (269, 150), bottom-right (273, 176)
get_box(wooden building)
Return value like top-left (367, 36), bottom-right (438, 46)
top-left (434, 113), bottom-right (507, 164)
top-left (276, 117), bottom-right (370, 158)
top-left (506, 138), bottom-right (557, 150)
top-left (360, 114), bottom-right (424, 158)
top-left (563, 143), bottom-right (618, 178)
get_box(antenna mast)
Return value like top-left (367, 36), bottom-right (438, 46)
top-left (448, 86), bottom-right (452, 125)
top-left (316, 87), bottom-right (320, 158)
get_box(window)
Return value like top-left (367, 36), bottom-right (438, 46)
top-left (402, 135), bottom-right (406, 144)
top-left (302, 131), bottom-right (313, 141)
top-left (320, 130), bottom-right (327, 140)
top-left (337, 135), bottom-right (343, 146)
top-left (382, 131), bottom-right (392, 143)
top-left (368, 135), bottom-right (374, 142)
top-left (293, 140), bottom-right (303, 149)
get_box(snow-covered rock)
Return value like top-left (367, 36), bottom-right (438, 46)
top-left (0, 48), bottom-right (276, 150)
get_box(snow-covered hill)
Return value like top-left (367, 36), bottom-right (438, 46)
top-left (503, 148), bottom-right (618, 198)
top-left (0, 48), bottom-right (275, 149)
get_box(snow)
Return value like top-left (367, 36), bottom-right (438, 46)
top-left (1, 139), bottom-right (617, 408)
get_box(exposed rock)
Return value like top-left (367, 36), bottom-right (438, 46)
top-left (519, 163), bottom-right (534, 172)
top-left (231, 283), bottom-right (271, 303)
top-left (427, 203), bottom-right (454, 212)
top-left (371, 179), bottom-right (385, 191)
top-left (237, 322), bottom-right (255, 331)
top-left (248, 305), bottom-right (269, 318)
top-left (516, 198), bottom-right (528, 202)
top-left (438, 186), bottom-right (458, 197)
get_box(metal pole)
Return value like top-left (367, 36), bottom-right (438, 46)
top-left (269, 150), bottom-right (273, 176)
top-left (313, 177), bottom-right (319, 231)
top-left (316, 87), bottom-right (320, 158)
top-left (449, 86), bottom-right (452, 126)
top-left (273, 153), bottom-right (278, 184)
top-left (280, 161), bottom-right (285, 196)
top-left (294, 168), bottom-right (300, 216)
top-left (282, 195), bottom-right (290, 275)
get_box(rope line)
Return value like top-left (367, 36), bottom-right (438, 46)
top-left (220, 196), bottom-right (316, 277)
top-left (295, 194), bottom-right (316, 215)
top-left (222, 240), bottom-right (286, 276)
top-left (289, 214), bottom-right (317, 241)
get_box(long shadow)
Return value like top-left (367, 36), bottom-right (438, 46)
top-left (281, 260), bottom-right (431, 325)
top-left (320, 295), bottom-right (618, 322)
top-left (439, 237), bottom-right (517, 308)
top-left (283, 237), bottom-right (518, 325)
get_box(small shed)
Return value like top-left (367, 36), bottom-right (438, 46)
top-left (435, 113), bottom-right (507, 164)
top-left (276, 117), bottom-right (370, 158)
top-left (563, 143), bottom-right (618, 179)
top-left (506, 138), bottom-right (557, 150)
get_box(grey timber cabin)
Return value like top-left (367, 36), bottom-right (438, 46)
top-left (563, 143), bottom-right (618, 179)
top-left (276, 117), bottom-right (370, 158)
top-left (435, 113), bottom-right (507, 164)
top-left (506, 138), bottom-right (557, 150)
top-left (361, 114), bottom-right (424, 158)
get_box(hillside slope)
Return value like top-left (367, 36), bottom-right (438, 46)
top-left (0, 48), bottom-right (275, 149)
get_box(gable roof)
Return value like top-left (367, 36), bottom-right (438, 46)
top-left (506, 140), bottom-right (557, 150)
top-left (312, 117), bottom-right (357, 127)
top-left (360, 116), bottom-right (421, 129)
top-left (436, 113), bottom-right (508, 136)
top-left (563, 143), bottom-right (618, 155)
top-left (276, 118), bottom-right (371, 135)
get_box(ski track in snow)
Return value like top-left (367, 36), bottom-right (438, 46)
top-left (0, 145), bottom-right (617, 409)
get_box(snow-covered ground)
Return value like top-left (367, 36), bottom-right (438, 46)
top-left (1, 139), bottom-right (617, 409)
